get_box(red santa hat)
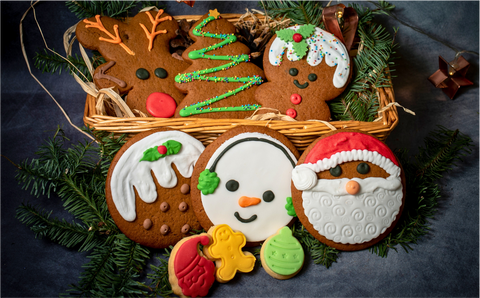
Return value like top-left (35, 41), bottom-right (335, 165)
top-left (292, 131), bottom-right (401, 191)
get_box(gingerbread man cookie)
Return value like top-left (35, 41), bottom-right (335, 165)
top-left (255, 24), bottom-right (351, 121)
top-left (76, 10), bottom-right (189, 117)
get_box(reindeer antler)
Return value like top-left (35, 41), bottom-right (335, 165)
top-left (139, 10), bottom-right (173, 51)
top-left (84, 15), bottom-right (135, 56)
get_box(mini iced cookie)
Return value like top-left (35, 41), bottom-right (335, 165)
top-left (106, 128), bottom-right (205, 248)
top-left (255, 24), bottom-right (351, 121)
top-left (76, 10), bottom-right (189, 116)
top-left (190, 126), bottom-right (300, 245)
top-left (260, 227), bottom-right (304, 280)
top-left (169, 234), bottom-right (216, 298)
top-left (291, 130), bottom-right (406, 251)
top-left (203, 224), bottom-right (255, 283)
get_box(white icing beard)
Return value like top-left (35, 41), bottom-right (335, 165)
top-left (110, 131), bottom-right (205, 222)
top-left (268, 26), bottom-right (350, 88)
top-left (201, 133), bottom-right (297, 242)
top-left (302, 176), bottom-right (403, 244)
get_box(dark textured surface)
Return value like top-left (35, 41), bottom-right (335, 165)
top-left (1, 1), bottom-right (478, 297)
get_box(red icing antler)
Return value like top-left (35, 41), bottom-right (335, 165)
top-left (83, 15), bottom-right (135, 56)
top-left (139, 10), bottom-right (173, 51)
top-left (174, 235), bottom-right (215, 297)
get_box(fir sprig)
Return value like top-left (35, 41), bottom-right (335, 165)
top-left (259, 0), bottom-right (324, 27)
top-left (145, 248), bottom-right (174, 297)
top-left (65, 1), bottom-right (138, 19)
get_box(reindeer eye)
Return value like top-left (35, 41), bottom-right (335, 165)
top-left (136, 68), bottom-right (150, 80)
top-left (289, 68), bottom-right (298, 76)
top-left (308, 73), bottom-right (317, 81)
top-left (155, 68), bottom-right (168, 79)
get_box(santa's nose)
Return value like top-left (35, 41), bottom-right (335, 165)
top-left (345, 180), bottom-right (360, 195)
top-left (238, 196), bottom-right (261, 208)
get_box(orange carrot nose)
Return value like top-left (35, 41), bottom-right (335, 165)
top-left (238, 196), bottom-right (261, 208)
top-left (345, 180), bottom-right (360, 195)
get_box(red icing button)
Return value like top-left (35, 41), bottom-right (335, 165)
top-left (146, 92), bottom-right (176, 118)
top-left (293, 33), bottom-right (303, 43)
top-left (286, 108), bottom-right (297, 118)
top-left (290, 93), bottom-right (302, 105)
top-left (157, 145), bottom-right (167, 155)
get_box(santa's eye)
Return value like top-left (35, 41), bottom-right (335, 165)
top-left (225, 180), bottom-right (239, 192)
top-left (136, 68), bottom-right (150, 80)
top-left (155, 68), bottom-right (168, 79)
top-left (263, 190), bottom-right (275, 202)
top-left (357, 163), bottom-right (370, 174)
top-left (329, 165), bottom-right (342, 177)
top-left (289, 68), bottom-right (298, 76)
top-left (308, 73), bottom-right (317, 81)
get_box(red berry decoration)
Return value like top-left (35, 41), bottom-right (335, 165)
top-left (157, 145), bottom-right (168, 155)
top-left (286, 108), bottom-right (297, 119)
top-left (290, 93), bottom-right (302, 105)
top-left (293, 33), bottom-right (303, 43)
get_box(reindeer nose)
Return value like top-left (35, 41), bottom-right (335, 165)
top-left (146, 92), bottom-right (176, 118)
top-left (345, 180), bottom-right (360, 195)
top-left (238, 196), bottom-right (261, 208)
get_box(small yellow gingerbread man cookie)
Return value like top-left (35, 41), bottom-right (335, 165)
top-left (203, 224), bottom-right (256, 283)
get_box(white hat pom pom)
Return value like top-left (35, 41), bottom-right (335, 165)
top-left (292, 166), bottom-right (317, 191)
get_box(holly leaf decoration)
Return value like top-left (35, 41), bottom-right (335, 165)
top-left (285, 197), bottom-right (297, 217)
top-left (140, 147), bottom-right (162, 162)
top-left (292, 41), bottom-right (309, 59)
top-left (297, 24), bottom-right (316, 39)
top-left (163, 140), bottom-right (182, 155)
top-left (276, 28), bottom-right (295, 42)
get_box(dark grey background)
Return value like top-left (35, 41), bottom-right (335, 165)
top-left (2, 1), bottom-right (478, 297)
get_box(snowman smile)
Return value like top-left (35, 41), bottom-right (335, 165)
top-left (234, 212), bottom-right (257, 223)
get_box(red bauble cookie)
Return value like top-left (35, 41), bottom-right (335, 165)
top-left (106, 128), bottom-right (205, 248)
top-left (291, 130), bottom-right (406, 251)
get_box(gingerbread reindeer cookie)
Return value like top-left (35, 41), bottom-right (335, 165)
top-left (76, 10), bottom-right (189, 117)
top-left (255, 24), bottom-right (351, 121)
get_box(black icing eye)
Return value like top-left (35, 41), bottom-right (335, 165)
top-left (155, 68), bottom-right (168, 79)
top-left (136, 68), bottom-right (150, 80)
top-left (289, 68), bottom-right (298, 76)
top-left (308, 73), bottom-right (317, 82)
top-left (226, 180), bottom-right (239, 192)
top-left (329, 165), bottom-right (342, 177)
top-left (263, 190), bottom-right (275, 202)
top-left (357, 163), bottom-right (370, 174)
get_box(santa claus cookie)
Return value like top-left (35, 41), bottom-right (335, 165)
top-left (106, 129), bottom-right (205, 248)
top-left (190, 126), bottom-right (300, 245)
top-left (291, 130), bottom-right (405, 251)
top-left (255, 24), bottom-right (351, 121)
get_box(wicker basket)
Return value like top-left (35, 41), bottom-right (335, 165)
top-left (82, 13), bottom-right (399, 151)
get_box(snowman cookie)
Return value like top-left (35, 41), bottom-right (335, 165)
top-left (190, 126), bottom-right (300, 245)
top-left (291, 130), bottom-right (406, 251)
top-left (255, 24), bottom-right (351, 121)
top-left (106, 128), bottom-right (205, 248)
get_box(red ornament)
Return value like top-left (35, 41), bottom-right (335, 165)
top-left (428, 55), bottom-right (473, 99)
top-left (290, 93), bottom-right (302, 105)
top-left (286, 108), bottom-right (297, 119)
top-left (146, 92), bottom-right (177, 118)
top-left (157, 145), bottom-right (168, 155)
top-left (293, 33), bottom-right (303, 43)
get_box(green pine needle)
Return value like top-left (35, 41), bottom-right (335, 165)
top-left (145, 248), bottom-right (174, 297)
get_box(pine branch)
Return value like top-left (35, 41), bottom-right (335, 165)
top-left (66, 1), bottom-right (137, 20)
top-left (16, 203), bottom-right (106, 252)
top-left (259, 0), bottom-right (324, 27)
top-left (145, 248), bottom-right (173, 297)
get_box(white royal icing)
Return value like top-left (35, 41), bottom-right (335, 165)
top-left (110, 131), bottom-right (205, 222)
top-left (201, 132), bottom-right (297, 242)
top-left (268, 25), bottom-right (350, 88)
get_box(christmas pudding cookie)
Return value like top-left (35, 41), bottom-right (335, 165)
top-left (291, 130), bottom-right (405, 251)
top-left (190, 126), bottom-right (299, 245)
top-left (260, 226), bottom-right (304, 280)
top-left (169, 234), bottom-right (216, 298)
top-left (106, 129), bottom-right (205, 248)
top-left (174, 9), bottom-right (264, 119)
top-left (76, 9), bottom-right (189, 117)
top-left (255, 24), bottom-right (351, 121)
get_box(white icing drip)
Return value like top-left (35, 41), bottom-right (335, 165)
top-left (268, 26), bottom-right (350, 88)
top-left (201, 132), bottom-right (297, 242)
top-left (110, 131), bottom-right (205, 222)
top-left (302, 176), bottom-right (403, 244)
